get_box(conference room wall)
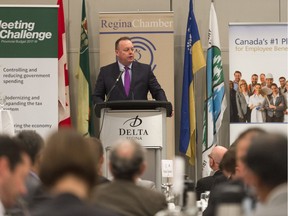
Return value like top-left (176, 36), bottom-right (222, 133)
top-left (0, 0), bottom-right (286, 181)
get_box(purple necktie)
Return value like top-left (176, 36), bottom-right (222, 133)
top-left (124, 66), bottom-right (130, 96)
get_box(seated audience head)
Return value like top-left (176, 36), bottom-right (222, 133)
top-left (235, 127), bottom-right (266, 179)
top-left (16, 130), bottom-right (44, 173)
top-left (244, 133), bottom-right (287, 202)
top-left (109, 139), bottom-right (146, 182)
top-left (219, 147), bottom-right (236, 179)
top-left (208, 146), bottom-right (227, 171)
top-left (39, 129), bottom-right (97, 198)
top-left (0, 135), bottom-right (31, 208)
top-left (86, 137), bottom-right (104, 175)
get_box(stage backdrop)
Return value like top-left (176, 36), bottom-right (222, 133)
top-left (0, 5), bottom-right (58, 137)
top-left (98, 11), bottom-right (175, 156)
top-left (229, 23), bottom-right (288, 143)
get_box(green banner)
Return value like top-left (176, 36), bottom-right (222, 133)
top-left (0, 6), bottom-right (57, 58)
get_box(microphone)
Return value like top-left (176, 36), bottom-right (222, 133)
top-left (105, 69), bottom-right (125, 102)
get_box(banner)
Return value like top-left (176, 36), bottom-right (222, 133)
top-left (0, 5), bottom-right (58, 137)
top-left (229, 23), bottom-right (288, 142)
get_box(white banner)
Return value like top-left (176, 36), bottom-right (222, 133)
top-left (229, 23), bottom-right (288, 143)
top-left (0, 5), bottom-right (58, 138)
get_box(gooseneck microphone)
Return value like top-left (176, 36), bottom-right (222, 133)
top-left (105, 69), bottom-right (125, 102)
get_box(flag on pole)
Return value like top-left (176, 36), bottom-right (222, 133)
top-left (179, 0), bottom-right (206, 165)
top-left (75, 0), bottom-right (94, 136)
top-left (202, 2), bottom-right (227, 177)
top-left (58, 0), bottom-right (71, 127)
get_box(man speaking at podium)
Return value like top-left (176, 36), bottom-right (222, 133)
top-left (93, 36), bottom-right (168, 103)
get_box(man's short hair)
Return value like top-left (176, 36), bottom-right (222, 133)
top-left (86, 137), bottom-right (104, 164)
top-left (0, 135), bottom-right (25, 171)
top-left (115, 36), bottom-right (131, 50)
top-left (234, 71), bottom-right (242, 76)
top-left (16, 130), bottom-right (44, 165)
top-left (244, 133), bottom-right (287, 188)
top-left (110, 139), bottom-right (145, 180)
top-left (39, 129), bottom-right (97, 189)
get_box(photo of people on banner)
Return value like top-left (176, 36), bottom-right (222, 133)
top-left (230, 71), bottom-right (287, 123)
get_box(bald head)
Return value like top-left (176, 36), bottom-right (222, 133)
top-left (209, 146), bottom-right (227, 171)
top-left (109, 139), bottom-right (146, 181)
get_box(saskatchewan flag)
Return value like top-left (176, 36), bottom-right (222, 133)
top-left (75, 0), bottom-right (94, 136)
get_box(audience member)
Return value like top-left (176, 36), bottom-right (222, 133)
top-left (86, 137), bottom-right (110, 185)
top-left (91, 139), bottom-right (167, 216)
top-left (248, 74), bottom-right (258, 95)
top-left (244, 133), bottom-right (287, 216)
top-left (264, 83), bottom-right (286, 122)
top-left (236, 79), bottom-right (251, 122)
top-left (31, 129), bottom-right (116, 216)
top-left (7, 131), bottom-right (44, 216)
top-left (203, 128), bottom-right (266, 216)
top-left (218, 146), bottom-right (236, 180)
top-left (249, 83), bottom-right (266, 122)
top-left (278, 76), bottom-right (286, 95)
top-left (233, 71), bottom-right (242, 91)
top-left (195, 146), bottom-right (227, 200)
top-left (0, 135), bottom-right (31, 215)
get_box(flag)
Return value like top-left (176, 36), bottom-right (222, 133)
top-left (75, 0), bottom-right (94, 136)
top-left (202, 2), bottom-right (227, 177)
top-left (179, 0), bottom-right (206, 165)
top-left (58, 0), bottom-right (71, 127)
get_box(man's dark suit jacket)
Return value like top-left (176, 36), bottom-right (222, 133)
top-left (31, 193), bottom-right (119, 216)
top-left (93, 61), bottom-right (167, 103)
top-left (196, 170), bottom-right (225, 200)
top-left (92, 179), bottom-right (167, 216)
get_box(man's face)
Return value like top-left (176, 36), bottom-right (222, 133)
top-left (260, 74), bottom-right (266, 83)
top-left (115, 39), bottom-right (135, 66)
top-left (1, 154), bottom-right (31, 208)
top-left (234, 72), bottom-right (241, 83)
top-left (266, 78), bottom-right (273, 87)
top-left (251, 75), bottom-right (258, 85)
top-left (279, 78), bottom-right (286, 88)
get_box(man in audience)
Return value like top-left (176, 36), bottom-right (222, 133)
top-left (91, 138), bottom-right (167, 216)
top-left (203, 127), bottom-right (266, 216)
top-left (0, 135), bottom-right (31, 215)
top-left (7, 131), bottom-right (44, 215)
top-left (196, 146), bottom-right (227, 200)
top-left (86, 137), bottom-right (110, 184)
top-left (244, 133), bottom-right (287, 216)
top-left (31, 129), bottom-right (117, 216)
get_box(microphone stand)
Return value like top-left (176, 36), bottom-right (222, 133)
top-left (105, 69), bottom-right (125, 102)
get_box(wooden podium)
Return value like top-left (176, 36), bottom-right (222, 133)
top-left (95, 100), bottom-right (172, 189)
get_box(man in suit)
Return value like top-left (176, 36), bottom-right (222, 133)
top-left (93, 36), bottom-right (167, 103)
top-left (264, 83), bottom-right (286, 122)
top-left (244, 133), bottom-right (287, 216)
top-left (91, 138), bottom-right (167, 216)
top-left (7, 131), bottom-right (44, 216)
top-left (0, 135), bottom-right (31, 215)
top-left (196, 146), bottom-right (227, 200)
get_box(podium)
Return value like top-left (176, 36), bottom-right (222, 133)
top-left (95, 100), bottom-right (172, 189)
